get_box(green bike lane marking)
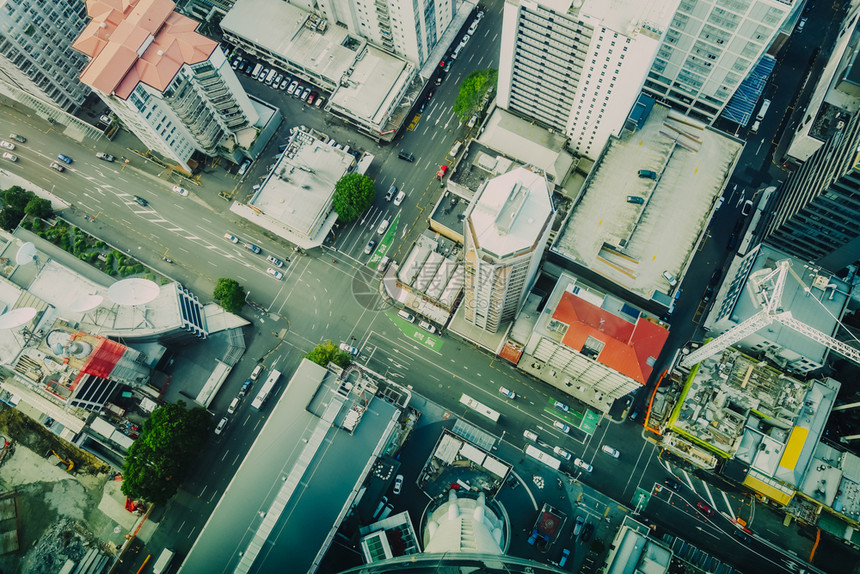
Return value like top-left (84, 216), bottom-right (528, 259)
top-left (543, 398), bottom-right (600, 435)
top-left (388, 311), bottom-right (444, 351)
top-left (368, 213), bottom-right (399, 267)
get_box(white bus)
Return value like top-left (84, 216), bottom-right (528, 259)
top-left (251, 369), bottom-right (281, 410)
top-left (525, 445), bottom-right (561, 470)
top-left (459, 393), bottom-right (500, 423)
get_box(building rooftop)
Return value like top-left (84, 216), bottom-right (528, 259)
top-left (575, 0), bottom-right (677, 38)
top-left (552, 104), bottom-right (742, 302)
top-left (181, 360), bottom-right (400, 574)
top-left (249, 129), bottom-right (354, 236)
top-left (466, 167), bottom-right (553, 259)
top-left (74, 0), bottom-right (216, 98)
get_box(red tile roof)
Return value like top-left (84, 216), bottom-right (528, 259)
top-left (73, 0), bottom-right (216, 99)
top-left (551, 290), bottom-right (668, 384)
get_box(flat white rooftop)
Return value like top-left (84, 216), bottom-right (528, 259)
top-left (552, 104), bottom-right (743, 301)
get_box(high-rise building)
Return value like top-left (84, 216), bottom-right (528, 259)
top-left (0, 0), bottom-right (92, 112)
top-left (314, 0), bottom-right (454, 66)
top-left (496, 0), bottom-right (679, 159)
top-left (463, 166), bottom-right (555, 333)
top-left (72, 0), bottom-right (260, 172)
top-left (644, 0), bottom-right (793, 124)
top-left (763, 110), bottom-right (860, 272)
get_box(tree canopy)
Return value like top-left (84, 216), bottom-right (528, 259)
top-left (453, 69), bottom-right (497, 123)
top-left (213, 278), bottom-right (245, 313)
top-left (0, 186), bottom-right (53, 231)
top-left (332, 173), bottom-right (375, 223)
top-left (121, 401), bottom-right (211, 505)
top-left (305, 340), bottom-right (351, 369)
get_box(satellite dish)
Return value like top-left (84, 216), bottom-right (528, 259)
top-left (15, 242), bottom-right (37, 265)
top-left (107, 278), bottom-right (159, 306)
top-left (0, 307), bottom-right (37, 329)
top-left (69, 294), bottom-right (104, 313)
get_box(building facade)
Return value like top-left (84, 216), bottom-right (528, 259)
top-left (496, 0), bottom-right (678, 159)
top-left (0, 0), bottom-right (92, 112)
top-left (72, 0), bottom-right (259, 172)
top-left (463, 167), bottom-right (555, 333)
top-left (644, 0), bottom-right (793, 124)
top-left (763, 110), bottom-right (860, 272)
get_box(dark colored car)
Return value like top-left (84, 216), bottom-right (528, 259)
top-left (57, 154), bottom-right (73, 164)
top-left (709, 269), bottom-right (722, 286)
top-left (134, 196), bottom-right (148, 206)
top-left (735, 530), bottom-right (753, 543)
top-left (580, 522), bottom-right (594, 542)
top-left (663, 478), bottom-right (682, 492)
top-left (696, 500), bottom-right (715, 517)
top-left (398, 151), bottom-right (415, 162)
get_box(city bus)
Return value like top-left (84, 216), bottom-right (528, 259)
top-left (251, 369), bottom-right (281, 410)
top-left (525, 445), bottom-right (562, 470)
top-left (459, 393), bottom-right (500, 422)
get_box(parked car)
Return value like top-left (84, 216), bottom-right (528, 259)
top-left (239, 379), bottom-right (252, 398)
top-left (49, 162), bottom-right (65, 172)
top-left (250, 365), bottom-right (264, 381)
top-left (437, 164), bottom-right (448, 178)
top-left (661, 270), bottom-right (677, 286)
top-left (266, 255), bottom-right (283, 267)
top-left (172, 185), bottom-right (189, 196)
top-left (2, 152), bottom-right (17, 162)
top-left (574, 458), bottom-right (593, 472)
top-left (601, 445), bottom-right (620, 458)
top-left (663, 477), bottom-right (682, 492)
top-left (339, 343), bottom-right (359, 356)
top-left (553, 420), bottom-right (570, 433)
top-left (559, 548), bottom-right (571, 567)
top-left (8, 133), bottom-right (26, 143)
top-left (696, 501), bottom-right (715, 517)
top-left (709, 269), bottom-right (722, 286)
top-left (498, 386), bottom-right (516, 399)
top-left (134, 196), bottom-right (149, 207)
top-left (287, 80), bottom-right (299, 95)
top-left (237, 159), bottom-right (251, 176)
top-left (266, 267), bottom-right (284, 280)
top-left (0, 140), bottom-right (15, 150)
top-left (553, 446), bottom-right (572, 460)
top-left (300, 88), bottom-right (311, 101)
top-left (243, 242), bottom-right (261, 254)
top-left (573, 516), bottom-right (584, 537)
top-left (279, 78), bottom-right (291, 90)
top-left (96, 152), bottom-right (114, 162)
top-left (418, 320), bottom-right (437, 334)
top-left (214, 416), bottom-right (228, 435)
top-left (741, 199), bottom-right (754, 216)
top-left (99, 114), bottom-right (113, 125)
top-left (224, 233), bottom-right (239, 243)
top-left (307, 92), bottom-right (317, 105)
top-left (797, 17), bottom-right (807, 32)
top-left (364, 240), bottom-right (376, 255)
top-left (554, 400), bottom-right (570, 413)
top-left (581, 522), bottom-right (594, 542)
top-left (57, 154), bottom-right (72, 164)
top-left (393, 474), bottom-right (404, 495)
top-left (626, 196), bottom-right (645, 204)
top-left (638, 169), bottom-right (657, 179)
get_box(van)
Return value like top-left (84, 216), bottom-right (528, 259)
top-left (250, 365), bottom-right (264, 381)
top-left (251, 63), bottom-right (263, 79)
top-left (377, 256), bottom-right (390, 272)
top-left (228, 397), bottom-right (240, 415)
top-left (265, 69), bottom-right (277, 85)
top-left (153, 548), bottom-right (174, 574)
top-left (750, 120), bottom-right (761, 133)
top-left (398, 151), bottom-right (415, 162)
top-left (756, 98), bottom-right (771, 121)
top-left (397, 310), bottom-right (415, 323)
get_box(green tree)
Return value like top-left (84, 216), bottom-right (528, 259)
top-left (331, 173), bottom-right (375, 223)
top-left (0, 186), bottom-right (34, 231)
top-left (213, 278), bottom-right (245, 313)
top-left (453, 68), bottom-right (497, 123)
top-left (305, 340), bottom-right (351, 368)
top-left (25, 197), bottom-right (54, 219)
top-left (121, 401), bottom-right (211, 505)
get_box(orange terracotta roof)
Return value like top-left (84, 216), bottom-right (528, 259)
top-left (73, 0), bottom-right (217, 99)
top-left (551, 291), bottom-right (668, 385)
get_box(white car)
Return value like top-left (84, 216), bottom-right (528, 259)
top-left (554, 400), bottom-right (570, 413)
top-left (287, 80), bottom-right (299, 95)
top-left (661, 270), bottom-right (678, 286)
top-left (393, 190), bottom-right (406, 206)
top-left (393, 474), bottom-right (404, 495)
top-left (553, 446), bottom-right (572, 460)
top-left (418, 320), bottom-right (436, 334)
top-left (574, 458), bottom-right (593, 472)
top-left (266, 255), bottom-right (283, 267)
top-left (172, 185), bottom-right (189, 196)
top-left (377, 219), bottom-right (390, 235)
top-left (266, 267), bottom-right (284, 280)
top-left (0, 140), bottom-right (15, 150)
top-left (224, 233), bottom-right (239, 243)
top-left (553, 420), bottom-right (570, 434)
top-left (214, 417), bottom-right (228, 435)
top-left (601, 445), bottom-right (620, 458)
top-left (339, 342), bottom-right (359, 356)
top-left (499, 386), bottom-right (516, 399)
top-left (2, 152), bottom-right (17, 162)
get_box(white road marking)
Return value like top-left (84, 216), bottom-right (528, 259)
top-left (721, 490), bottom-right (736, 520)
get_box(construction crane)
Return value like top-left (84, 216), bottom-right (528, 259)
top-left (680, 259), bottom-right (860, 368)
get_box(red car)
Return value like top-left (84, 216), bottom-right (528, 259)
top-left (696, 501), bottom-right (715, 517)
top-left (437, 164), bottom-right (448, 179)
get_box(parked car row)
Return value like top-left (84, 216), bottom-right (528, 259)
top-left (223, 232), bottom-right (290, 280)
top-left (229, 52), bottom-right (326, 108)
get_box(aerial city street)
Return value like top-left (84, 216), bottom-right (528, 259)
top-left (0, 0), bottom-right (858, 573)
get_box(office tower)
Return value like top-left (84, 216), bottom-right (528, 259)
top-left (0, 0), bottom-right (92, 112)
top-left (463, 167), bottom-right (555, 333)
top-left (72, 0), bottom-right (259, 172)
top-left (315, 0), bottom-right (454, 66)
top-left (644, 0), bottom-right (793, 124)
top-left (496, 0), bottom-right (679, 159)
top-left (763, 110), bottom-right (860, 272)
